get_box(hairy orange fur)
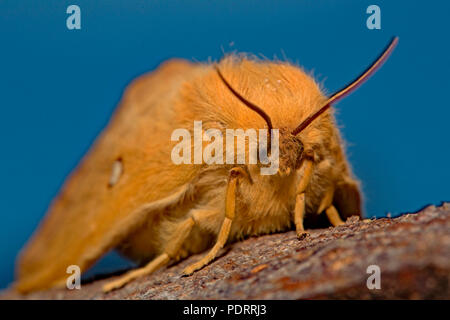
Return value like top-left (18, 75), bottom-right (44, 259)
top-left (15, 55), bottom-right (364, 293)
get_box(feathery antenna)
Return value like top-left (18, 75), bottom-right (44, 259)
top-left (292, 36), bottom-right (399, 136)
top-left (216, 66), bottom-right (274, 152)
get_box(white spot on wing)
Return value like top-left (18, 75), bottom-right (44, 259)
top-left (108, 159), bottom-right (123, 187)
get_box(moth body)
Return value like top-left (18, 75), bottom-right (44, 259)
top-left (117, 57), bottom-right (358, 265)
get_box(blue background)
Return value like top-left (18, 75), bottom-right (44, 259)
top-left (0, 0), bottom-right (449, 289)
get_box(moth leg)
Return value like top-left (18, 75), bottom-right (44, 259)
top-left (325, 205), bottom-right (345, 227)
top-left (182, 167), bottom-right (247, 276)
top-left (294, 151), bottom-right (314, 239)
top-left (317, 187), bottom-right (345, 227)
top-left (102, 216), bottom-right (195, 292)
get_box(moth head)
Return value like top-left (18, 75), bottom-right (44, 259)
top-left (278, 127), bottom-right (304, 175)
top-left (216, 36), bottom-right (398, 175)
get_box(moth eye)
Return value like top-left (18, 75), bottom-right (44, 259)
top-left (296, 140), bottom-right (305, 168)
top-left (108, 158), bottom-right (123, 188)
top-left (298, 140), bottom-right (304, 152)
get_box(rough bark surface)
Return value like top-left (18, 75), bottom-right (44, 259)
top-left (2, 203), bottom-right (449, 300)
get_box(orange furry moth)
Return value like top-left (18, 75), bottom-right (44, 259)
top-left (15, 37), bottom-right (398, 293)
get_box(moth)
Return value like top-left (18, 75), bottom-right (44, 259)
top-left (15, 37), bottom-right (398, 293)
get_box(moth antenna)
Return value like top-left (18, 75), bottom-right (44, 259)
top-left (215, 65), bottom-right (274, 152)
top-left (292, 36), bottom-right (399, 136)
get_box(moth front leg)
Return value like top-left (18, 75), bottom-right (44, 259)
top-left (294, 150), bottom-right (314, 239)
top-left (182, 167), bottom-right (247, 276)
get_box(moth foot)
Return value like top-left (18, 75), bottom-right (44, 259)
top-left (296, 231), bottom-right (309, 240)
top-left (182, 262), bottom-right (204, 276)
top-left (102, 279), bottom-right (127, 293)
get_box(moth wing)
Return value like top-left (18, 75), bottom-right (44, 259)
top-left (15, 59), bottom-right (201, 293)
top-left (333, 176), bottom-right (363, 219)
